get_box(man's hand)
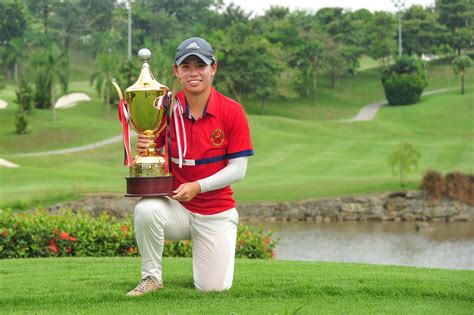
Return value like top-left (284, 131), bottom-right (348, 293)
top-left (136, 133), bottom-right (154, 156)
top-left (172, 182), bottom-right (201, 202)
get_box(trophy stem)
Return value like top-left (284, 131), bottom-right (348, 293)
top-left (144, 130), bottom-right (156, 156)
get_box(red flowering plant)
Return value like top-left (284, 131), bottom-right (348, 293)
top-left (0, 209), bottom-right (277, 259)
top-left (47, 229), bottom-right (78, 256)
top-left (0, 209), bottom-right (138, 259)
top-left (236, 225), bottom-right (278, 259)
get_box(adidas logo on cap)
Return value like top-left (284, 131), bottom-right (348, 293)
top-left (186, 42), bottom-right (200, 50)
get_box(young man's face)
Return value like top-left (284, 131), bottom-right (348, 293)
top-left (173, 56), bottom-right (217, 95)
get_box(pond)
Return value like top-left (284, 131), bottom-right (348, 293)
top-left (258, 221), bottom-right (474, 270)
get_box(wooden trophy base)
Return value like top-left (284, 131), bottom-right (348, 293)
top-left (125, 176), bottom-right (174, 197)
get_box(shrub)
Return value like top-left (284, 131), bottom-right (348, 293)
top-left (381, 56), bottom-right (428, 105)
top-left (14, 78), bottom-right (34, 134)
top-left (421, 171), bottom-right (473, 206)
top-left (445, 172), bottom-right (472, 206)
top-left (33, 69), bottom-right (52, 109)
top-left (236, 224), bottom-right (277, 259)
top-left (15, 78), bottom-right (34, 114)
top-left (420, 170), bottom-right (445, 204)
top-left (14, 110), bottom-right (29, 134)
top-left (0, 210), bottom-right (277, 260)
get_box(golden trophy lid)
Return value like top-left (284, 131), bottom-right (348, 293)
top-left (125, 48), bottom-right (168, 93)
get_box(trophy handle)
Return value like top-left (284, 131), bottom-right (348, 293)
top-left (111, 80), bottom-right (123, 99)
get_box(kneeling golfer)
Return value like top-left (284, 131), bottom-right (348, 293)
top-left (127, 37), bottom-right (253, 296)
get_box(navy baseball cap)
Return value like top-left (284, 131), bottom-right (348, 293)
top-left (175, 37), bottom-right (216, 66)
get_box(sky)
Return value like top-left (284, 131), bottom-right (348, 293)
top-left (222, 0), bottom-right (435, 15)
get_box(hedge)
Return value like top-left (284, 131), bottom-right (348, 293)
top-left (0, 210), bottom-right (277, 259)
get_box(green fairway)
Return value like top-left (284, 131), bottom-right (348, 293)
top-left (0, 64), bottom-right (473, 207)
top-left (0, 257), bottom-right (472, 314)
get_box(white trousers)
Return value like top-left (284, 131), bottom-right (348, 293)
top-left (134, 197), bottom-right (239, 291)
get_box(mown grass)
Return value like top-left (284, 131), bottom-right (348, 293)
top-left (0, 257), bottom-right (472, 314)
top-left (0, 64), bottom-right (472, 206)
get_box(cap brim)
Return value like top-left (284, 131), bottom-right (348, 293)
top-left (175, 53), bottom-right (213, 66)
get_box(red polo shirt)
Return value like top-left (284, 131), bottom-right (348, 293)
top-left (155, 87), bottom-right (253, 215)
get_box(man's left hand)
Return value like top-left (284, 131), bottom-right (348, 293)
top-left (171, 182), bottom-right (201, 202)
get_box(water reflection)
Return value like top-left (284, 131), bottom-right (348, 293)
top-left (258, 221), bottom-right (474, 270)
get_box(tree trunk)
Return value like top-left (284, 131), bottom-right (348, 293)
top-left (51, 83), bottom-right (56, 121)
top-left (106, 86), bottom-right (110, 117)
top-left (224, 76), bottom-right (241, 104)
top-left (399, 163), bottom-right (404, 187)
top-left (43, 5), bottom-right (49, 35)
top-left (312, 73), bottom-right (317, 107)
top-left (461, 70), bottom-right (465, 95)
top-left (14, 63), bottom-right (18, 82)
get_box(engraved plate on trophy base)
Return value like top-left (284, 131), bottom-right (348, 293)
top-left (125, 176), bottom-right (174, 197)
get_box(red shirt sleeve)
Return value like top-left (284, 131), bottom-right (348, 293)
top-left (226, 104), bottom-right (253, 158)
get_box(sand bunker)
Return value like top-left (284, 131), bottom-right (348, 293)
top-left (0, 158), bottom-right (19, 168)
top-left (55, 93), bottom-right (91, 109)
top-left (0, 99), bottom-right (8, 109)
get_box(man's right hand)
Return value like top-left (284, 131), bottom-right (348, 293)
top-left (136, 133), bottom-right (155, 156)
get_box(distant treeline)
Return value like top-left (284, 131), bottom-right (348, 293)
top-left (0, 0), bottom-right (472, 105)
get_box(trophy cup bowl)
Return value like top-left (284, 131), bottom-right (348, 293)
top-left (112, 48), bottom-right (174, 197)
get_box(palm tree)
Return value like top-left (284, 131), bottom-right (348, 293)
top-left (90, 51), bottom-right (119, 117)
top-left (452, 55), bottom-right (472, 95)
top-left (31, 41), bottom-right (69, 120)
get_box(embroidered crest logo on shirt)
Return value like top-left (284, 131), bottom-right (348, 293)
top-left (211, 129), bottom-right (225, 146)
top-left (186, 42), bottom-right (200, 50)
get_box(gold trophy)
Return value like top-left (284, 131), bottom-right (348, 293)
top-left (112, 48), bottom-right (174, 197)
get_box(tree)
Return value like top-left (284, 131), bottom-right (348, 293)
top-left (14, 78), bottom-right (34, 134)
top-left (436, 0), bottom-right (474, 55)
top-left (316, 8), bottom-right (365, 83)
top-left (80, 0), bottom-right (120, 57)
top-left (0, 0), bottom-right (28, 81)
top-left (50, 0), bottom-right (84, 55)
top-left (90, 50), bottom-right (120, 116)
top-left (452, 55), bottom-right (472, 94)
top-left (247, 37), bottom-right (282, 114)
top-left (387, 142), bottom-right (421, 187)
top-left (24, 0), bottom-right (53, 35)
top-left (210, 17), bottom-right (281, 106)
top-left (366, 11), bottom-right (397, 67)
top-left (324, 37), bottom-right (347, 89)
top-left (132, 0), bottom-right (182, 47)
top-left (294, 21), bottom-right (327, 106)
top-left (402, 5), bottom-right (446, 56)
top-left (31, 41), bottom-right (69, 120)
top-left (254, 7), bottom-right (303, 99)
